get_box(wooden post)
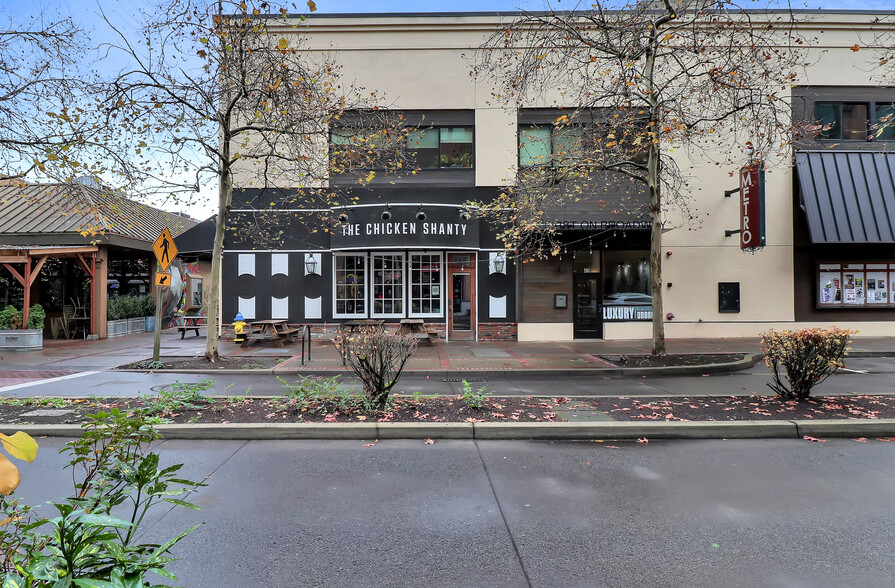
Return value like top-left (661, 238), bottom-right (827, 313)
top-left (90, 253), bottom-right (97, 336)
top-left (22, 256), bottom-right (30, 328)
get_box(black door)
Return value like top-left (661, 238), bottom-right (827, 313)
top-left (573, 273), bottom-right (602, 339)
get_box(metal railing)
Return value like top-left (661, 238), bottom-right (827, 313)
top-left (299, 324), bottom-right (312, 365)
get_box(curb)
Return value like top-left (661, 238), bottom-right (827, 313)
top-left (8, 418), bottom-right (895, 441)
top-left (111, 353), bottom-right (765, 378)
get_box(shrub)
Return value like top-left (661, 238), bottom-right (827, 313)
top-left (106, 296), bottom-right (123, 321)
top-left (140, 293), bottom-right (156, 316)
top-left (26, 304), bottom-right (45, 330)
top-left (761, 327), bottom-right (857, 400)
top-left (333, 332), bottom-right (417, 410)
top-left (0, 305), bottom-right (21, 329)
top-left (0, 409), bottom-right (203, 585)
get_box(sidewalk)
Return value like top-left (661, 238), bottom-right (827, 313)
top-left (1, 331), bottom-right (894, 374)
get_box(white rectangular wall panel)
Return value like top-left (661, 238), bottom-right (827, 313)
top-left (271, 254), bottom-right (289, 277)
top-left (489, 295), bottom-right (506, 319)
top-left (238, 296), bottom-right (255, 319)
top-left (238, 254), bottom-right (256, 276)
top-left (305, 296), bottom-right (322, 319)
top-left (271, 296), bottom-right (289, 319)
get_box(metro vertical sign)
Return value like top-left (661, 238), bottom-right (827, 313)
top-left (739, 164), bottom-right (766, 250)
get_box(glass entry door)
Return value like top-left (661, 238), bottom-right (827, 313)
top-left (573, 273), bottom-right (602, 339)
top-left (448, 253), bottom-right (475, 340)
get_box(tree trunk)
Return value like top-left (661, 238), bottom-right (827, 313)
top-left (205, 163), bottom-right (232, 362)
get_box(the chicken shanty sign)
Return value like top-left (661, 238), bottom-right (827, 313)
top-left (740, 164), bottom-right (766, 250)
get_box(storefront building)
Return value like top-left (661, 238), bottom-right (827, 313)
top-left (221, 11), bottom-right (895, 341)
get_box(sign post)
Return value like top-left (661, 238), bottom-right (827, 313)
top-left (151, 229), bottom-right (178, 362)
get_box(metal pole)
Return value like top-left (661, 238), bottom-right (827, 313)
top-left (152, 278), bottom-right (164, 363)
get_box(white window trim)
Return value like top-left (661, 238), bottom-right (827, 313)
top-left (371, 252), bottom-right (406, 319)
top-left (333, 253), bottom-right (368, 319)
top-left (409, 251), bottom-right (444, 319)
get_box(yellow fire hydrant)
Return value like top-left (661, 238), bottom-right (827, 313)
top-left (232, 313), bottom-right (248, 343)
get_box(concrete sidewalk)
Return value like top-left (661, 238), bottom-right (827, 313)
top-left (1, 330), bottom-right (894, 374)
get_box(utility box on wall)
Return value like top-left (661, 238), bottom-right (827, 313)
top-left (719, 282), bottom-right (740, 313)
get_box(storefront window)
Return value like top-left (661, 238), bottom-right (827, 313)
top-left (372, 253), bottom-right (404, 317)
top-left (439, 127), bottom-right (473, 168)
top-left (603, 251), bottom-right (651, 302)
top-left (818, 262), bottom-right (895, 307)
top-left (334, 254), bottom-right (366, 318)
top-left (409, 253), bottom-right (443, 317)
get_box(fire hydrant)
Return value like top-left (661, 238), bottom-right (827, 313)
top-left (232, 313), bottom-right (248, 343)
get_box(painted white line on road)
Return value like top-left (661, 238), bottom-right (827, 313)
top-left (839, 368), bottom-right (870, 374)
top-left (0, 371), bottom-right (101, 393)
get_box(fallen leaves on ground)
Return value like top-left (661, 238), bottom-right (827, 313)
top-left (803, 435), bottom-right (826, 443)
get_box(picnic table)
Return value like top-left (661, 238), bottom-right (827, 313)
top-left (338, 319), bottom-right (385, 334)
top-left (397, 318), bottom-right (439, 344)
top-left (241, 319), bottom-right (299, 347)
top-left (174, 314), bottom-right (207, 338)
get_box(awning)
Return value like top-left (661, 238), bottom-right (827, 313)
top-left (796, 151), bottom-right (895, 243)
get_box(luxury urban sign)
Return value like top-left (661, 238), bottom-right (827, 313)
top-left (739, 164), bottom-right (766, 250)
top-left (602, 305), bottom-right (652, 321)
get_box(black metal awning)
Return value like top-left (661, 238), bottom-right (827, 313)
top-left (796, 151), bottom-right (895, 244)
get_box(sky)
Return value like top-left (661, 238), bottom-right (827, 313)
top-left (6, 0), bottom-right (895, 218)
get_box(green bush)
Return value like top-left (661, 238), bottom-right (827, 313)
top-left (26, 304), bottom-right (45, 329)
top-left (106, 296), bottom-right (123, 321)
top-left (140, 293), bottom-right (156, 316)
top-left (108, 295), bottom-right (154, 320)
top-left (0, 305), bottom-right (21, 329)
top-left (761, 327), bottom-right (857, 400)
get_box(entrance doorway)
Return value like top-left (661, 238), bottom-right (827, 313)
top-left (573, 273), bottom-right (602, 339)
top-left (447, 253), bottom-right (475, 340)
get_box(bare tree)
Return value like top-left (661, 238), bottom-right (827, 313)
top-left (103, 0), bottom-right (408, 361)
top-left (0, 11), bottom-right (131, 183)
top-left (473, 0), bottom-right (808, 355)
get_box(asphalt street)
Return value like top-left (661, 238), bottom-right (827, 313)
top-left (0, 357), bottom-right (892, 399)
top-left (13, 437), bottom-right (895, 587)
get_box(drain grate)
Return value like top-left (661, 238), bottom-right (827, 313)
top-left (443, 377), bottom-right (487, 383)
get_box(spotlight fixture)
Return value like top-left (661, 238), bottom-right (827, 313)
top-left (416, 208), bottom-right (427, 221)
top-left (381, 203), bottom-right (392, 221)
top-left (338, 212), bottom-right (349, 225)
top-left (459, 209), bottom-right (471, 221)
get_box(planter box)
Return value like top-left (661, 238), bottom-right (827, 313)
top-left (144, 316), bottom-right (156, 332)
top-left (107, 319), bottom-right (129, 339)
top-left (127, 317), bottom-right (144, 335)
top-left (0, 329), bottom-right (43, 351)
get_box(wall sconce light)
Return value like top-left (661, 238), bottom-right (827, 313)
top-left (665, 312), bottom-right (675, 320)
top-left (338, 212), bottom-right (349, 225)
top-left (304, 253), bottom-right (320, 276)
top-left (666, 251), bottom-right (673, 256)
top-left (490, 252), bottom-right (506, 275)
top-left (381, 203), bottom-right (392, 221)
top-left (416, 205), bottom-right (427, 222)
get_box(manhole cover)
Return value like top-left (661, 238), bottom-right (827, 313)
top-left (443, 378), bottom-right (487, 383)
top-left (20, 409), bottom-right (74, 417)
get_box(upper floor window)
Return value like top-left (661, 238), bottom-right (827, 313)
top-left (331, 125), bottom-right (474, 171)
top-left (519, 124), bottom-right (586, 166)
top-left (816, 101), bottom-right (895, 141)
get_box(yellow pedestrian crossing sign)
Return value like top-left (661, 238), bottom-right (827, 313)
top-left (153, 228), bottom-right (177, 271)
top-left (156, 272), bottom-right (171, 286)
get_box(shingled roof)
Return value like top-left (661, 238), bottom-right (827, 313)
top-left (0, 183), bottom-right (196, 248)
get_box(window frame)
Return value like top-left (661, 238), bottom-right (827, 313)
top-left (408, 251), bottom-right (445, 319)
top-left (370, 252), bottom-right (406, 319)
top-left (814, 100), bottom-right (895, 142)
top-left (333, 253), bottom-right (368, 319)
top-left (331, 125), bottom-right (475, 171)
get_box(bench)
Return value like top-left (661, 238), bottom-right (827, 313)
top-left (175, 315), bottom-right (207, 338)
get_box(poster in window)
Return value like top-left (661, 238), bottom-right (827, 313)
top-left (867, 271), bottom-right (887, 304)
top-left (819, 271), bottom-right (841, 305)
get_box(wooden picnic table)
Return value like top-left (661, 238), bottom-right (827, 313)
top-left (174, 314), bottom-right (207, 338)
top-left (338, 319), bottom-right (385, 334)
top-left (397, 318), bottom-right (439, 344)
top-left (241, 319), bottom-right (299, 347)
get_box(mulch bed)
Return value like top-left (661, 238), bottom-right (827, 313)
top-left (3, 394), bottom-right (895, 426)
top-left (598, 353), bottom-right (747, 368)
top-left (118, 356), bottom-right (285, 370)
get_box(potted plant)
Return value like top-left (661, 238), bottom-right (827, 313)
top-left (143, 294), bottom-right (157, 332)
top-left (125, 296), bottom-right (145, 335)
top-left (106, 297), bottom-right (129, 338)
top-left (0, 304), bottom-right (45, 350)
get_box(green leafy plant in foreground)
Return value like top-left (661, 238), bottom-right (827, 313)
top-left (459, 380), bottom-right (491, 410)
top-left (141, 379), bottom-right (215, 421)
top-left (0, 408), bottom-right (204, 586)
